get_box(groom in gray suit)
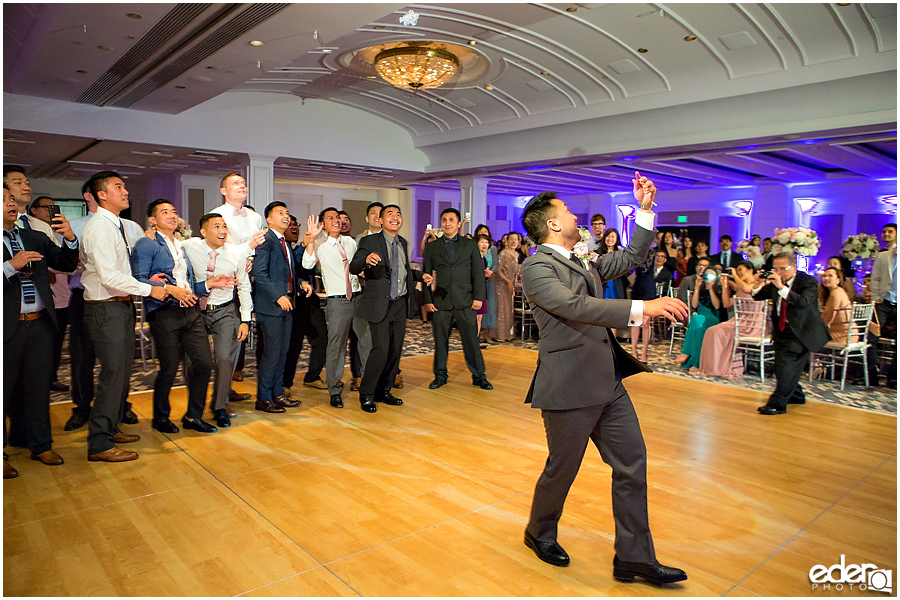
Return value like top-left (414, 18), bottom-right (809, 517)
top-left (520, 173), bottom-right (689, 585)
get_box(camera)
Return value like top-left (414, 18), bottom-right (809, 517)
top-left (758, 269), bottom-right (773, 279)
top-left (703, 272), bottom-right (717, 282)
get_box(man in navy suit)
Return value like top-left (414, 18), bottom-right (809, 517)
top-left (3, 186), bottom-right (79, 477)
top-left (251, 201), bottom-right (312, 413)
top-left (710, 235), bottom-right (736, 269)
top-left (349, 204), bottom-right (416, 413)
top-left (132, 199), bottom-right (217, 434)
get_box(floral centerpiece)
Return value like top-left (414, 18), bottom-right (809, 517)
top-left (174, 218), bottom-right (192, 241)
top-left (572, 227), bottom-right (598, 261)
top-left (771, 227), bottom-right (820, 256)
top-left (841, 233), bottom-right (879, 260)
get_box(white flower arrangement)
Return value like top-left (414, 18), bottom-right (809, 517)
top-left (572, 227), bottom-right (599, 261)
top-left (771, 227), bottom-right (820, 256)
top-left (841, 233), bottom-right (879, 260)
top-left (174, 218), bottom-right (192, 241)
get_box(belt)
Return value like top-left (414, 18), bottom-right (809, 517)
top-left (205, 300), bottom-right (233, 311)
top-left (327, 292), bottom-right (360, 299)
top-left (882, 299), bottom-right (897, 306)
top-left (19, 309), bottom-right (47, 322)
top-left (85, 296), bottom-right (131, 304)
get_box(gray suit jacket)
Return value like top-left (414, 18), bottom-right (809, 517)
top-left (870, 247), bottom-right (895, 302)
top-left (521, 225), bottom-right (655, 410)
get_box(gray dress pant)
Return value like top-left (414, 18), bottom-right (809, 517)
top-left (324, 296), bottom-right (369, 396)
top-left (202, 303), bottom-right (241, 411)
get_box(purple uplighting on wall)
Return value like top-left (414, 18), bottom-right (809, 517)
top-left (616, 204), bottom-right (636, 245)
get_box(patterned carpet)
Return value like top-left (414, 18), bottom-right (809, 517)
top-left (50, 317), bottom-right (897, 416)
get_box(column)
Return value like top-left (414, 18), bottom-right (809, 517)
top-left (457, 177), bottom-right (488, 236)
top-left (241, 154), bottom-right (276, 211)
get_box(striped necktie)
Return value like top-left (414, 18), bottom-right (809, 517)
top-left (4, 229), bottom-right (37, 304)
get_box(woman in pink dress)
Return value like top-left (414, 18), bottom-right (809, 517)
top-left (820, 267), bottom-right (853, 342)
top-left (691, 261), bottom-right (763, 379)
top-left (494, 232), bottom-right (520, 341)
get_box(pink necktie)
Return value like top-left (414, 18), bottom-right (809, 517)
top-left (200, 249), bottom-right (218, 310)
top-left (233, 206), bottom-right (248, 217)
top-left (335, 239), bottom-right (352, 300)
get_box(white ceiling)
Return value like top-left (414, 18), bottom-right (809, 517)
top-left (3, 2), bottom-right (897, 195)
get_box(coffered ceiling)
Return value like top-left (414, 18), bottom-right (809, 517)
top-left (3, 3), bottom-right (897, 196)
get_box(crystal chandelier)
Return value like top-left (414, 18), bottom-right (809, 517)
top-left (374, 44), bottom-right (459, 91)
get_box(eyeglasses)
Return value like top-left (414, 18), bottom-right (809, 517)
top-left (773, 265), bottom-right (794, 271)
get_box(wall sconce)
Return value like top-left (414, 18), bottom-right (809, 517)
top-left (733, 200), bottom-right (753, 239)
top-left (794, 197), bottom-right (819, 228)
top-left (881, 195), bottom-right (897, 215)
top-left (616, 204), bottom-right (636, 246)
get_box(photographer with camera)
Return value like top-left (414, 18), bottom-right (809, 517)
top-left (675, 266), bottom-right (727, 369)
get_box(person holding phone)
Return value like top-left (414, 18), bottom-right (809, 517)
top-left (675, 267), bottom-right (727, 369)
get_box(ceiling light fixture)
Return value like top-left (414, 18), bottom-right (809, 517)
top-left (684, 34), bottom-right (697, 42)
top-left (637, 47), bottom-right (648, 53)
top-left (468, 40), bottom-right (477, 45)
top-left (249, 40), bottom-right (263, 47)
top-left (126, 13), bottom-right (142, 19)
top-left (374, 43), bottom-right (459, 92)
top-left (566, 6), bottom-right (579, 12)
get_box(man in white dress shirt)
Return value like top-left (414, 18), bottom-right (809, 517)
top-left (303, 207), bottom-right (369, 408)
top-left (80, 171), bottom-right (167, 462)
top-left (3, 166), bottom-right (58, 244)
top-left (184, 213), bottom-right (255, 427)
top-left (869, 223), bottom-right (897, 388)
top-left (64, 179), bottom-right (145, 431)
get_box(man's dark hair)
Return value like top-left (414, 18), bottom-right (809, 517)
top-left (147, 198), bottom-right (174, 219)
top-left (289, 214), bottom-right (298, 225)
top-left (774, 251), bottom-right (796, 266)
top-left (885, 223), bottom-right (897, 233)
top-left (28, 196), bottom-right (54, 216)
top-left (440, 207), bottom-right (461, 221)
top-left (380, 203), bottom-right (401, 217)
top-left (264, 201), bottom-right (286, 219)
top-left (720, 234), bottom-right (733, 242)
top-left (522, 192), bottom-right (558, 245)
top-left (591, 213), bottom-right (606, 225)
top-left (366, 202), bottom-right (384, 215)
top-left (199, 212), bottom-right (223, 232)
top-left (81, 179), bottom-right (93, 197)
top-left (88, 171), bottom-right (122, 202)
top-left (655, 250), bottom-right (667, 257)
top-left (337, 210), bottom-right (349, 218)
top-left (319, 206), bottom-right (339, 222)
top-left (3, 165), bottom-right (26, 180)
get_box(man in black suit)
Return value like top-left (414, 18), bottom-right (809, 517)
top-left (251, 201), bottom-right (310, 413)
top-left (349, 204), bottom-right (415, 413)
top-left (652, 250), bottom-right (674, 295)
top-left (3, 186), bottom-right (79, 476)
top-left (422, 208), bottom-right (491, 390)
top-left (710, 234), bottom-right (736, 269)
top-left (753, 251), bottom-right (829, 415)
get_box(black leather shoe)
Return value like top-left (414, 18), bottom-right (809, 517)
top-left (330, 395), bottom-right (344, 408)
top-left (255, 400), bottom-right (286, 414)
top-left (375, 392), bottom-right (403, 406)
top-left (787, 397), bottom-right (806, 405)
top-left (214, 409), bottom-right (231, 428)
top-left (152, 419), bottom-right (179, 434)
top-left (64, 411), bottom-right (89, 432)
top-left (429, 377), bottom-right (447, 389)
top-left (50, 381), bottom-right (69, 392)
top-left (182, 418), bottom-right (217, 433)
top-left (757, 405), bottom-right (786, 415)
top-left (472, 376), bottom-right (493, 390)
top-left (121, 408), bottom-right (139, 425)
top-left (360, 396), bottom-right (377, 413)
top-left (523, 530), bottom-right (569, 567)
top-left (273, 395), bottom-right (301, 408)
top-left (613, 556), bottom-right (687, 584)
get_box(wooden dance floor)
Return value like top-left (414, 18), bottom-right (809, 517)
top-left (4, 347), bottom-right (896, 596)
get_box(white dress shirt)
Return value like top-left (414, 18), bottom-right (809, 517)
top-left (158, 234), bottom-right (190, 290)
top-left (302, 234), bottom-right (361, 296)
top-left (183, 238), bottom-right (253, 321)
top-left (211, 202), bottom-right (266, 246)
top-left (69, 212), bottom-right (145, 291)
top-left (79, 207), bottom-right (152, 300)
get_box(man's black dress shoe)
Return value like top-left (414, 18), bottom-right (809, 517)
top-left (255, 400), bottom-right (286, 414)
top-left (429, 377), bottom-right (447, 389)
top-left (360, 396), bottom-right (377, 413)
top-left (214, 409), bottom-right (231, 428)
top-left (64, 411), bottom-right (89, 432)
top-left (121, 408), bottom-right (139, 425)
top-left (757, 405), bottom-right (786, 415)
top-left (152, 419), bottom-right (180, 434)
top-left (273, 396), bottom-right (301, 408)
top-left (523, 530), bottom-right (569, 567)
top-left (375, 392), bottom-right (403, 406)
top-left (612, 556), bottom-right (687, 584)
top-left (49, 381), bottom-right (69, 392)
top-left (472, 376), bottom-right (493, 390)
top-left (182, 418), bottom-right (217, 433)
top-left (787, 397), bottom-right (806, 405)
top-left (330, 395), bottom-right (344, 408)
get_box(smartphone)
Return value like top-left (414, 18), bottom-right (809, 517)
top-left (427, 223), bottom-right (432, 231)
top-left (47, 205), bottom-right (61, 223)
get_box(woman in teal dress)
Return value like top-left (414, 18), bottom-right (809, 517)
top-left (676, 267), bottom-right (727, 369)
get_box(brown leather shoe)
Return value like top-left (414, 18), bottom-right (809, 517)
top-left (232, 370), bottom-right (244, 382)
top-left (302, 378), bottom-right (328, 390)
top-left (255, 400), bottom-right (286, 414)
top-left (393, 373), bottom-right (404, 389)
top-left (350, 377), bottom-right (361, 392)
top-left (273, 396), bottom-right (301, 408)
top-left (4, 460), bottom-right (18, 479)
top-left (88, 447), bottom-right (138, 462)
top-left (113, 433), bottom-right (140, 444)
top-left (31, 450), bottom-right (64, 465)
top-left (228, 390), bottom-right (251, 402)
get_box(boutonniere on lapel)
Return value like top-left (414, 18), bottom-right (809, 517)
top-left (572, 227), bottom-right (598, 262)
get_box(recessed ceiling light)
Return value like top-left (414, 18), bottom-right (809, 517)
top-left (175, 85), bottom-right (186, 89)
top-left (374, 25), bottom-right (386, 30)
top-left (76, 69), bottom-right (89, 74)
top-left (206, 66), bottom-right (219, 70)
top-left (468, 40), bottom-right (477, 45)
top-left (566, 6), bottom-right (578, 12)
top-left (322, 49), bottom-right (332, 53)
top-left (98, 45), bottom-right (113, 51)
top-left (249, 40), bottom-right (263, 47)
top-left (540, 71), bottom-right (550, 76)
top-left (485, 85), bottom-right (494, 90)
top-left (126, 13), bottom-right (142, 19)
top-left (637, 47), bottom-right (648, 53)
top-left (126, 35), bottom-right (136, 40)
top-left (684, 35), bottom-right (697, 42)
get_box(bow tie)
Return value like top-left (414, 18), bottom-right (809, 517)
top-left (233, 206), bottom-right (248, 217)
